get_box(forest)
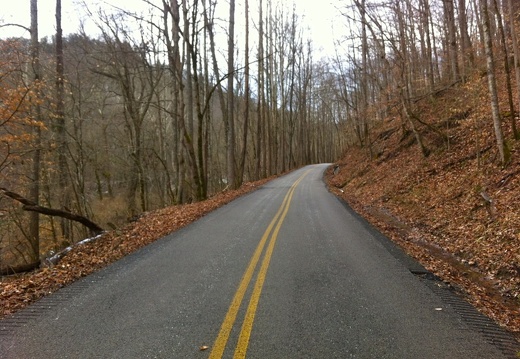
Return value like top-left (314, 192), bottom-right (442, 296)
top-left (0, 0), bottom-right (349, 271)
top-left (0, 0), bottom-right (519, 280)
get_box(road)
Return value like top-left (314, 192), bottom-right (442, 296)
top-left (1, 164), bottom-right (517, 358)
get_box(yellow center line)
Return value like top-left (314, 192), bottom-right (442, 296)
top-left (208, 170), bottom-right (310, 359)
top-left (233, 172), bottom-right (307, 358)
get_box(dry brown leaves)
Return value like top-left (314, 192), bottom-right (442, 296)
top-left (0, 178), bottom-right (272, 319)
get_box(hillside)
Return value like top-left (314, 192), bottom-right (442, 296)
top-left (326, 73), bottom-right (520, 339)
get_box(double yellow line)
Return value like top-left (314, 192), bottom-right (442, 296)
top-left (209, 170), bottom-right (310, 359)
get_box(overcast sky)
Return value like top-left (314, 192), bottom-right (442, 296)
top-left (0, 0), bottom-right (345, 58)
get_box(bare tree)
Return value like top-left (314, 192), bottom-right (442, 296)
top-left (227, 0), bottom-right (237, 189)
top-left (480, 0), bottom-right (507, 164)
top-left (238, 0), bottom-right (250, 184)
top-left (29, 0), bottom-right (42, 265)
top-left (255, 0), bottom-right (265, 180)
top-left (90, 14), bottom-right (159, 214)
top-left (491, 0), bottom-right (516, 136)
top-left (55, 0), bottom-right (70, 238)
top-left (509, 0), bottom-right (520, 139)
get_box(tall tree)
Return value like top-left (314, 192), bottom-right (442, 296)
top-left (163, 0), bottom-right (186, 202)
top-left (480, 0), bottom-right (507, 164)
top-left (359, 0), bottom-right (370, 154)
top-left (238, 0), bottom-right (250, 184)
top-left (509, 0), bottom-right (520, 139)
top-left (226, 0), bottom-right (237, 189)
top-left (180, 0), bottom-right (205, 201)
top-left (491, 0), bottom-right (516, 138)
top-left (255, 0), bottom-right (265, 180)
top-left (29, 0), bottom-right (42, 265)
top-left (55, 0), bottom-right (69, 238)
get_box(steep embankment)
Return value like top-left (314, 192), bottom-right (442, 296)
top-left (326, 75), bottom-right (520, 338)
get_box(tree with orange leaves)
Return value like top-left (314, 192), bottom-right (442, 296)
top-left (0, 39), bottom-right (43, 180)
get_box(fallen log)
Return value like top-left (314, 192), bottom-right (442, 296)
top-left (0, 261), bottom-right (40, 276)
top-left (0, 188), bottom-right (104, 235)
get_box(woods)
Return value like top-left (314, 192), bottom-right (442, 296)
top-left (337, 0), bottom-right (520, 164)
top-left (1, 0), bottom-right (520, 272)
top-left (0, 0), bottom-right (347, 270)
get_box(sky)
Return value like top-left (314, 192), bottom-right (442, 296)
top-left (0, 0), bottom-right (345, 59)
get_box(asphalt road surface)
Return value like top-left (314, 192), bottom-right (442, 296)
top-left (1, 164), bottom-right (517, 358)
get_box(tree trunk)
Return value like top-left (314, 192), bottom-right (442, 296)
top-left (255, 0), bottom-right (264, 180)
top-left (202, 0), bottom-right (228, 189)
top-left (507, 0), bottom-right (520, 139)
top-left (227, 0), bottom-right (237, 189)
top-left (55, 0), bottom-right (70, 239)
top-left (443, 0), bottom-right (460, 81)
top-left (419, 0), bottom-right (435, 91)
top-left (238, 0), bottom-right (250, 185)
top-left (180, 0), bottom-right (204, 201)
top-left (491, 0), bottom-right (516, 137)
top-left (360, 0), bottom-right (371, 157)
top-left (29, 0), bottom-right (41, 265)
top-left (458, 0), bottom-right (475, 77)
top-left (480, 0), bottom-right (507, 164)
